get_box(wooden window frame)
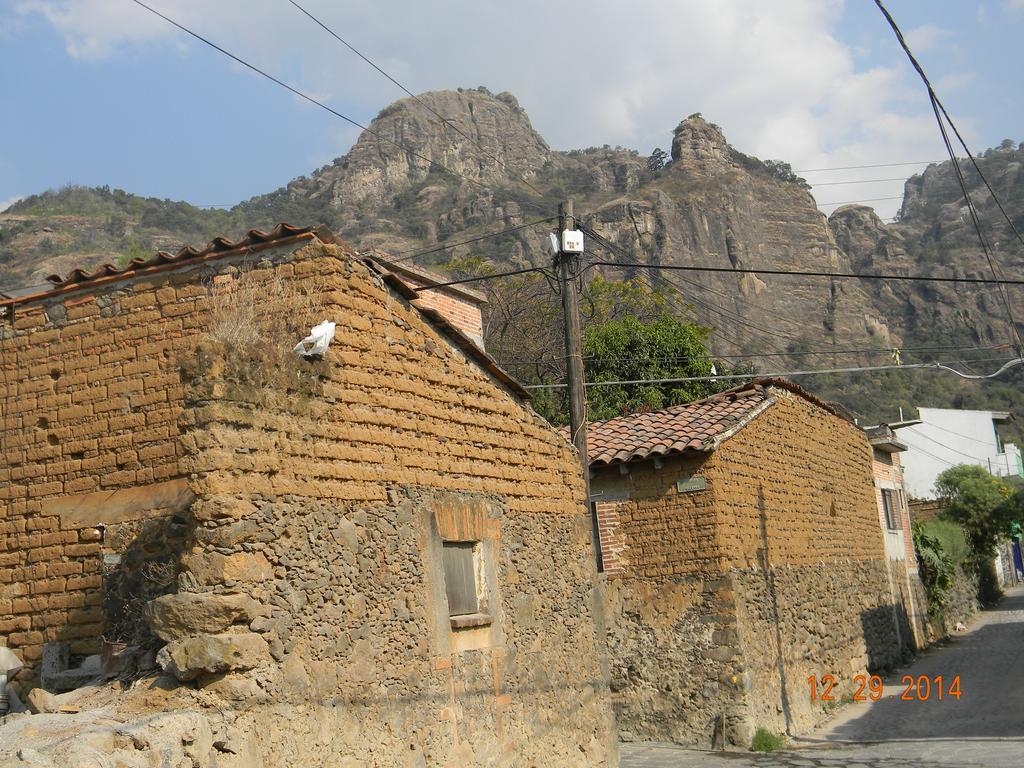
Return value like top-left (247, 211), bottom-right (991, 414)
top-left (881, 488), bottom-right (900, 530)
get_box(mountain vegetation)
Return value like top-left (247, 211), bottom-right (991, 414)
top-left (2, 87), bottom-right (1022, 437)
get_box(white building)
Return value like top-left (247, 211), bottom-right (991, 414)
top-left (891, 407), bottom-right (1023, 499)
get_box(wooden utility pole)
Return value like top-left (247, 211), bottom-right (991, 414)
top-left (555, 200), bottom-right (596, 555)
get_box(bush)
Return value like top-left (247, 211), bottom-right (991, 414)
top-left (912, 521), bottom-right (956, 614)
top-left (750, 727), bottom-right (785, 752)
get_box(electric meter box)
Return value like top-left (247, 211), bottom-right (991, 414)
top-left (561, 229), bottom-right (585, 254)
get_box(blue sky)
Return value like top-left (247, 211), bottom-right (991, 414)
top-left (1, 1), bottom-right (1022, 221)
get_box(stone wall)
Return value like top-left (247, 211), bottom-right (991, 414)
top-left (593, 388), bottom-right (902, 747)
top-left (1, 239), bottom-right (616, 765)
top-left (940, 565), bottom-right (981, 634)
top-left (713, 391), bottom-right (902, 736)
top-left (162, 247), bottom-right (614, 765)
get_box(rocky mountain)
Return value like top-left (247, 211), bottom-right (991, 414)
top-left (2, 87), bottom-right (1021, 432)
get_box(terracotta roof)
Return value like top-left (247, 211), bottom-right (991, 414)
top-left (45, 223), bottom-right (318, 286)
top-left (584, 378), bottom-right (840, 467)
top-left (364, 251), bottom-right (487, 305)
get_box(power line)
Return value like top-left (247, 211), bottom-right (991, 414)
top-left (499, 343), bottom-right (1012, 367)
top-left (873, 0), bottom-right (1023, 354)
top-left (817, 196), bottom-right (904, 207)
top-left (906, 421), bottom-right (1003, 449)
top-left (903, 426), bottom-right (992, 461)
top-left (795, 160), bottom-right (945, 173)
top-left (581, 227), bottom-right (796, 351)
top-left (129, 0), bottom-right (509, 202)
top-left (812, 177), bottom-right (910, 187)
top-left (588, 258), bottom-right (1024, 287)
top-left (413, 265), bottom-right (547, 291)
top-left (628, 268), bottom-right (774, 353)
top-left (521, 357), bottom-right (1024, 390)
top-left (286, 0), bottom-right (550, 205)
top-left (386, 217), bottom-right (556, 263)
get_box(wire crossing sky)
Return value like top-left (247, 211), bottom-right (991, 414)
top-left (2, 1), bottom-right (1022, 219)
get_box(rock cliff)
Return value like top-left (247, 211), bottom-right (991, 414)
top-left (2, 90), bottom-right (1021, 428)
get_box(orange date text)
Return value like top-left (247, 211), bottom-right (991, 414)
top-left (807, 674), bottom-right (961, 702)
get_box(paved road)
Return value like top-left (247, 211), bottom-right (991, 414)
top-left (621, 586), bottom-right (1024, 768)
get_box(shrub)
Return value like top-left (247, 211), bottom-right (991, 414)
top-left (750, 727), bottom-right (785, 752)
top-left (912, 521), bottom-right (956, 614)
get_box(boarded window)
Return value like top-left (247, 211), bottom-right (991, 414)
top-left (881, 489), bottom-right (900, 530)
top-left (442, 542), bottom-right (478, 616)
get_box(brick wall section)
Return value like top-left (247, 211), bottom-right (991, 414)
top-left (0, 246), bottom-right (246, 668)
top-left (872, 449), bottom-right (917, 565)
top-left (1, 241), bottom-right (617, 765)
top-left (382, 272), bottom-right (484, 344)
top-left (593, 500), bottom-right (627, 575)
top-left (594, 388), bottom-right (902, 747)
top-left (170, 248), bottom-right (615, 765)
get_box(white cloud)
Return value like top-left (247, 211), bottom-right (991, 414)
top-left (904, 24), bottom-right (952, 52)
top-left (937, 72), bottom-right (976, 92)
top-left (15, 0), bottom-right (955, 220)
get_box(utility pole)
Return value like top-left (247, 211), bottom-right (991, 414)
top-left (555, 200), bottom-right (599, 565)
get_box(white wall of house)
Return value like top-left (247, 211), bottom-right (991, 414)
top-left (896, 407), bottom-right (1023, 499)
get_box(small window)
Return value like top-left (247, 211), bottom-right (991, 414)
top-left (442, 542), bottom-right (479, 617)
top-left (881, 489), bottom-right (900, 530)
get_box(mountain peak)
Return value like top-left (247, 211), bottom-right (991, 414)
top-left (331, 88), bottom-right (549, 207)
top-left (670, 114), bottom-right (732, 170)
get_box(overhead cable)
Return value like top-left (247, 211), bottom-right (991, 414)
top-left (413, 265), bottom-right (546, 291)
top-left (500, 343), bottom-right (1011, 366)
top-left (796, 160), bottom-right (944, 173)
top-left (386, 217), bottom-right (556, 263)
top-left (873, 0), bottom-right (1022, 352)
top-left (816, 195), bottom-right (904, 207)
top-left (521, 357), bottom-right (1024, 390)
top-left (588, 258), bottom-right (1024, 287)
top-left (129, 0), bottom-right (514, 201)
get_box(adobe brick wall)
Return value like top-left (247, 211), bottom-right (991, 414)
top-left (0, 240), bottom-right (617, 766)
top-left (593, 388), bottom-right (903, 747)
top-left (711, 391), bottom-right (901, 735)
top-left (0, 243), bottom-right (247, 669)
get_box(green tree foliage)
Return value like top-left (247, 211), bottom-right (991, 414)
top-left (455, 264), bottom-right (737, 425)
top-left (583, 315), bottom-right (720, 421)
top-left (646, 148), bottom-right (669, 172)
top-left (911, 521), bottom-right (956, 615)
top-left (934, 464), bottom-right (1017, 604)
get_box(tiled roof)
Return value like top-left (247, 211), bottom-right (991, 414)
top-left (45, 223), bottom-right (318, 286)
top-left (585, 378), bottom-right (839, 467)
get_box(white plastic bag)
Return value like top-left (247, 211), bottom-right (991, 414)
top-left (293, 320), bottom-right (336, 358)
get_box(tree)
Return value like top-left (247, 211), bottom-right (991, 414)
top-left (450, 260), bottom-right (738, 425)
top-left (647, 148), bottom-right (669, 172)
top-left (583, 314), bottom-right (726, 422)
top-left (934, 464), bottom-right (1016, 604)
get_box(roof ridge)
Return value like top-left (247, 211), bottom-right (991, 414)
top-left (45, 223), bottom-right (317, 287)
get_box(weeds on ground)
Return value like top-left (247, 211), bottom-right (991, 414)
top-left (750, 727), bottom-right (785, 752)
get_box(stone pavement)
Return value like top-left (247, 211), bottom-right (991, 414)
top-left (621, 586), bottom-right (1024, 768)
